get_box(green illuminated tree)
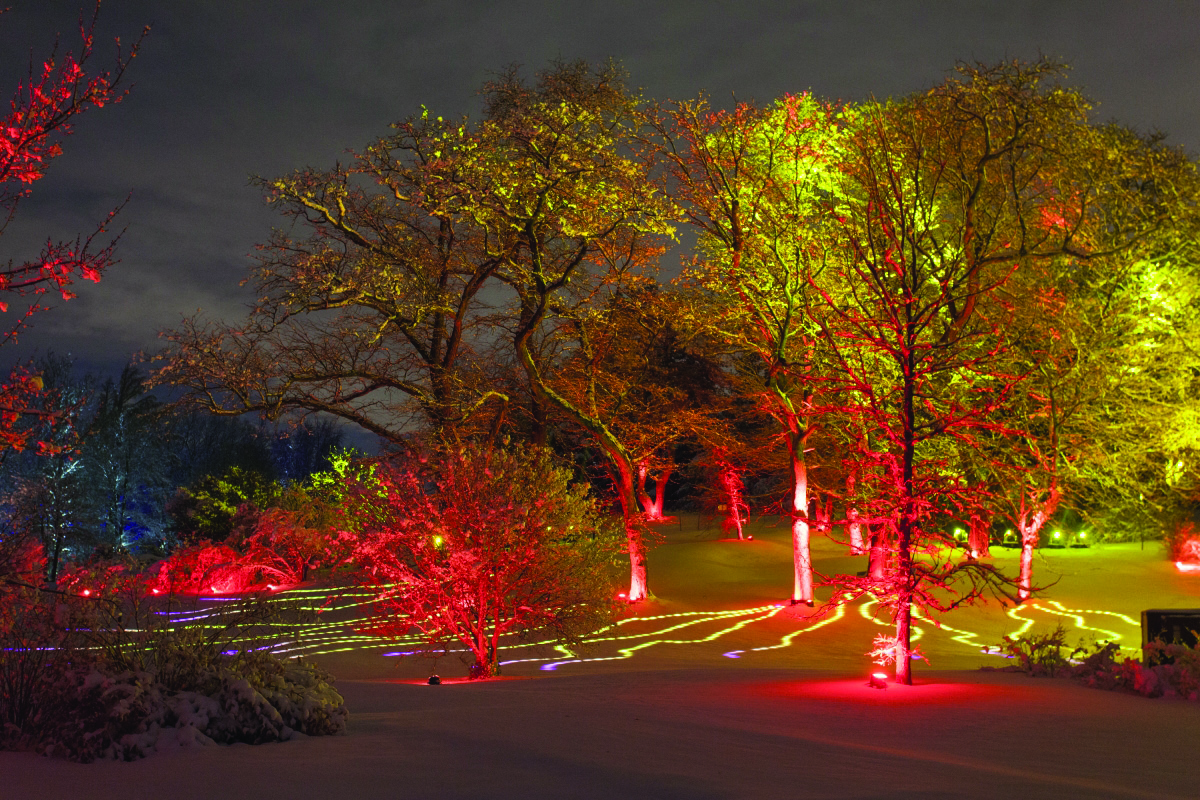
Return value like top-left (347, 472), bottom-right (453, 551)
top-left (1066, 189), bottom-right (1200, 545)
top-left (655, 93), bottom-right (845, 604)
top-left (969, 121), bottom-right (1200, 594)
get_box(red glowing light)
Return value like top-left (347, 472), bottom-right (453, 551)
top-left (80, 589), bottom-right (91, 596)
top-left (1175, 561), bottom-right (1200, 573)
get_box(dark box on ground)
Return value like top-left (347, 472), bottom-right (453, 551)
top-left (1141, 608), bottom-right (1200, 664)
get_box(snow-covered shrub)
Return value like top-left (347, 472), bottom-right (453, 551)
top-left (10, 653), bottom-right (346, 762)
top-left (0, 585), bottom-right (76, 738)
top-left (1, 568), bottom-right (347, 761)
top-left (1071, 639), bottom-right (1200, 701)
top-left (1001, 635), bottom-right (1200, 702)
top-left (998, 625), bottom-right (1071, 676)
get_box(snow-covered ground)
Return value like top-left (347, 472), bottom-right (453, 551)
top-left (4, 517), bottom-right (1198, 799)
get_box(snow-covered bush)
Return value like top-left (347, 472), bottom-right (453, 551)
top-left (0, 569), bottom-right (347, 761)
top-left (1071, 639), bottom-right (1200, 701)
top-left (997, 628), bottom-right (1200, 702)
top-left (9, 652), bottom-right (346, 761)
top-left (998, 625), bottom-right (1072, 676)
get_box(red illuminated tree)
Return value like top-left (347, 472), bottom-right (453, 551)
top-left (816, 62), bottom-right (1121, 684)
top-left (710, 446), bottom-right (750, 538)
top-left (0, 5), bottom-right (144, 452)
top-left (348, 445), bottom-right (620, 679)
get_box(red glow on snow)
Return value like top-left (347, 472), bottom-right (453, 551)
top-left (1175, 561), bottom-right (1200, 573)
top-left (747, 678), bottom-right (1039, 706)
top-left (390, 676), bottom-right (529, 686)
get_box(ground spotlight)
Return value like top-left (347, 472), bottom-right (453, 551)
top-left (867, 671), bottom-right (887, 690)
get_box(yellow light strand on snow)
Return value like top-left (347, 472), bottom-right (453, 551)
top-left (728, 602), bottom-right (847, 657)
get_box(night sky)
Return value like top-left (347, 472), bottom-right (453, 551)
top-left (2, 0), bottom-right (1197, 379)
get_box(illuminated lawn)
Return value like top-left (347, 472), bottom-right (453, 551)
top-left (191, 516), bottom-right (1189, 683)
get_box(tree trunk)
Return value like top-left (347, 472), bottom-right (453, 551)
top-left (895, 346), bottom-right (917, 685)
top-left (968, 516), bottom-right (990, 559)
top-left (789, 433), bottom-right (813, 606)
top-left (847, 506), bottom-right (864, 555)
top-left (470, 615), bottom-right (501, 679)
top-left (470, 650), bottom-right (500, 679)
top-left (48, 522), bottom-right (64, 585)
top-left (867, 523), bottom-right (886, 579)
top-left (894, 597), bottom-right (913, 685)
top-left (1017, 489), bottom-right (1058, 601)
top-left (727, 501), bottom-right (745, 540)
top-left (636, 460), bottom-right (665, 521)
top-left (1018, 538), bottom-right (1035, 602)
top-left (529, 394), bottom-right (548, 448)
top-left (652, 466), bottom-right (671, 520)
top-left (614, 460), bottom-right (649, 602)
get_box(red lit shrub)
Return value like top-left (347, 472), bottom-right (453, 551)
top-left (153, 542), bottom-right (251, 595)
top-left (348, 445), bottom-right (621, 679)
top-left (238, 507), bottom-right (353, 586)
top-left (1164, 521), bottom-right (1200, 565)
top-left (1071, 640), bottom-right (1200, 702)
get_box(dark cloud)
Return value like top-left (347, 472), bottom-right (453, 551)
top-left (2, 0), bottom-right (1197, 376)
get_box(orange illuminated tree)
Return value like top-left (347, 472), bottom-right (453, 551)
top-left (155, 107), bottom-right (508, 441)
top-left (480, 63), bottom-right (676, 602)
